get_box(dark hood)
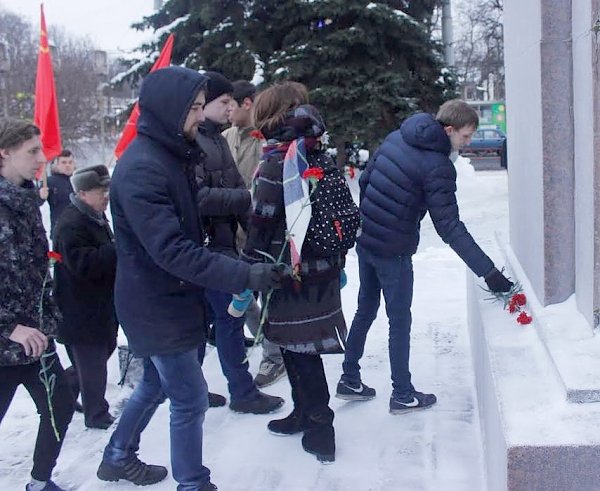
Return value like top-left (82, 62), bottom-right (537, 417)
top-left (137, 66), bottom-right (209, 159)
top-left (400, 112), bottom-right (452, 155)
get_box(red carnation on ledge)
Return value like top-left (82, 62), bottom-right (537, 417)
top-left (484, 278), bottom-right (534, 327)
top-left (516, 311), bottom-right (533, 325)
top-left (47, 251), bottom-right (62, 264)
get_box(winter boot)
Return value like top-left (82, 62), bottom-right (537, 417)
top-left (200, 483), bottom-right (218, 491)
top-left (25, 480), bottom-right (65, 491)
top-left (268, 408), bottom-right (308, 435)
top-left (229, 391), bottom-right (284, 414)
top-left (97, 454), bottom-right (168, 485)
top-left (302, 424), bottom-right (335, 464)
top-left (208, 392), bottom-right (226, 408)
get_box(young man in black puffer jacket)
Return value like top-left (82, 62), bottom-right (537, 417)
top-left (194, 71), bottom-right (284, 415)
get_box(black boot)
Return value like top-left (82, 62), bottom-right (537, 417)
top-left (302, 424), bottom-right (335, 463)
top-left (97, 454), bottom-right (168, 485)
top-left (208, 392), bottom-right (226, 408)
top-left (268, 408), bottom-right (308, 435)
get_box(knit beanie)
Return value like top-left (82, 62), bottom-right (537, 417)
top-left (204, 71), bottom-right (234, 104)
top-left (70, 164), bottom-right (110, 192)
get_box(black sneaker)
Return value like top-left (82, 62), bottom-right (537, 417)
top-left (389, 391), bottom-right (437, 414)
top-left (335, 379), bottom-right (376, 401)
top-left (97, 455), bottom-right (168, 485)
top-left (200, 483), bottom-right (218, 491)
top-left (208, 392), bottom-right (226, 408)
top-left (268, 409), bottom-right (307, 435)
top-left (229, 391), bottom-right (284, 414)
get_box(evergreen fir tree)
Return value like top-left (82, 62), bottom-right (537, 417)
top-left (268, 0), bottom-right (456, 153)
top-left (115, 0), bottom-right (457, 156)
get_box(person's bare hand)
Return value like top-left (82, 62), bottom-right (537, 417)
top-left (39, 187), bottom-right (49, 200)
top-left (9, 324), bottom-right (48, 357)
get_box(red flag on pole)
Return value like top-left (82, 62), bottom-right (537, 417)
top-left (114, 33), bottom-right (175, 160)
top-left (34, 4), bottom-right (62, 179)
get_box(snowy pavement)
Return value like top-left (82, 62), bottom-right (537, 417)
top-left (0, 161), bottom-right (508, 490)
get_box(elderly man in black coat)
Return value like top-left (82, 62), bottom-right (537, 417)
top-left (53, 164), bottom-right (117, 430)
top-left (95, 66), bottom-right (283, 491)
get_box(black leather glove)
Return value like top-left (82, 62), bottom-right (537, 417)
top-left (246, 263), bottom-right (284, 292)
top-left (484, 267), bottom-right (513, 293)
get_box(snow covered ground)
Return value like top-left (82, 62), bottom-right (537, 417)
top-left (0, 159), bottom-right (509, 491)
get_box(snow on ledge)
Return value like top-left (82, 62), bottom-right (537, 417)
top-left (502, 243), bottom-right (600, 403)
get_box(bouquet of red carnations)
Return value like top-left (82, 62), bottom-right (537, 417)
top-left (485, 282), bottom-right (533, 325)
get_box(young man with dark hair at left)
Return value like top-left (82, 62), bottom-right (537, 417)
top-left (0, 118), bottom-right (74, 491)
top-left (39, 149), bottom-right (75, 238)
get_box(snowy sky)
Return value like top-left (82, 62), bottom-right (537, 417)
top-left (0, 0), bottom-right (156, 54)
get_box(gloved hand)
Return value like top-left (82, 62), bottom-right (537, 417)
top-left (246, 263), bottom-right (285, 292)
top-left (340, 269), bottom-right (347, 289)
top-left (484, 267), bottom-right (513, 293)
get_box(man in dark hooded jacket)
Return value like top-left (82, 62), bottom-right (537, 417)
top-left (96, 66), bottom-right (283, 491)
top-left (335, 99), bottom-right (513, 414)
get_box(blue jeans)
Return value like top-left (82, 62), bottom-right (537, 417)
top-left (200, 289), bottom-right (257, 402)
top-left (342, 244), bottom-right (415, 399)
top-left (103, 349), bottom-right (210, 490)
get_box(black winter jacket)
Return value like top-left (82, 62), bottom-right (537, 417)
top-left (110, 66), bottom-right (251, 357)
top-left (195, 119), bottom-right (250, 257)
top-left (53, 200), bottom-right (118, 345)
top-left (358, 112), bottom-right (494, 277)
top-left (46, 172), bottom-right (74, 235)
top-left (243, 137), bottom-right (346, 353)
top-left (0, 177), bottom-right (61, 366)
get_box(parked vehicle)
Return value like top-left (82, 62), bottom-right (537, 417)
top-left (460, 126), bottom-right (506, 157)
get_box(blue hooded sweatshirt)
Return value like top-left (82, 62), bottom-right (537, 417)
top-left (357, 112), bottom-right (494, 277)
top-left (110, 66), bottom-right (251, 357)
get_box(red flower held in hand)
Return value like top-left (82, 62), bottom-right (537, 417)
top-left (47, 251), bottom-right (62, 264)
top-left (249, 129), bottom-right (265, 140)
top-left (302, 167), bottom-right (324, 181)
top-left (516, 311), bottom-right (533, 325)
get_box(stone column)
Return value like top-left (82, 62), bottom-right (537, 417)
top-left (539, 0), bottom-right (575, 305)
top-left (594, 0), bottom-right (600, 325)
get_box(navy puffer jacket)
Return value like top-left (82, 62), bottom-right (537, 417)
top-left (357, 112), bottom-right (494, 277)
top-left (111, 66), bottom-right (251, 357)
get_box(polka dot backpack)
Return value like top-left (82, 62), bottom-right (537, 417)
top-left (304, 153), bottom-right (360, 257)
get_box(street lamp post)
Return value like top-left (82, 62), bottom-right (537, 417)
top-left (93, 50), bottom-right (109, 164)
top-left (0, 41), bottom-right (11, 117)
